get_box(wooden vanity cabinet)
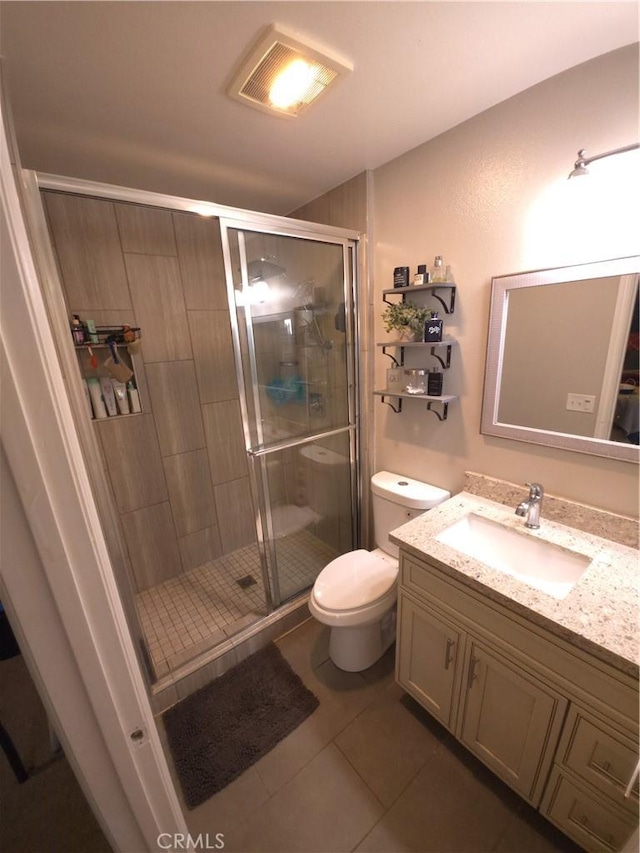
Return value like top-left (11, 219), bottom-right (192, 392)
top-left (397, 593), bottom-right (465, 730)
top-left (396, 552), bottom-right (639, 852)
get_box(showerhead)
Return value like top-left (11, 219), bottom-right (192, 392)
top-left (247, 258), bottom-right (286, 281)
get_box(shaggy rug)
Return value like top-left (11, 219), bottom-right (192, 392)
top-left (162, 643), bottom-right (319, 808)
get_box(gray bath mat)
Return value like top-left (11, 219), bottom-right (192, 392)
top-left (162, 643), bottom-right (319, 808)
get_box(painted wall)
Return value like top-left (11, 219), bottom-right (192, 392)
top-left (372, 44), bottom-right (639, 517)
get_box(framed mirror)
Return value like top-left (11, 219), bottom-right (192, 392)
top-left (481, 256), bottom-right (640, 462)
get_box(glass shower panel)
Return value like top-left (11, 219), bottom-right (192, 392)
top-left (254, 430), bottom-right (355, 602)
top-left (230, 229), bottom-right (352, 449)
top-left (222, 223), bottom-right (358, 605)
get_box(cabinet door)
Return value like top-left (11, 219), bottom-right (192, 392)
top-left (458, 639), bottom-right (567, 804)
top-left (396, 592), bottom-right (464, 731)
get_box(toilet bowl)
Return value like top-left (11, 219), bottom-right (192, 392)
top-left (309, 471), bottom-right (450, 672)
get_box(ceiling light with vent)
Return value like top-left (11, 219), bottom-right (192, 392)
top-left (228, 25), bottom-right (352, 118)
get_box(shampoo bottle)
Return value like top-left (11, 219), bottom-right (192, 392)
top-left (100, 377), bottom-right (118, 416)
top-left (112, 380), bottom-right (130, 415)
top-left (127, 381), bottom-right (142, 413)
top-left (81, 379), bottom-right (94, 419)
top-left (87, 377), bottom-right (107, 419)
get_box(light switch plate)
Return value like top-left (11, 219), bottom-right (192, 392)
top-left (566, 393), bottom-right (596, 413)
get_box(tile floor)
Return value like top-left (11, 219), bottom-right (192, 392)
top-left (159, 618), bottom-right (583, 853)
top-left (138, 531), bottom-right (338, 677)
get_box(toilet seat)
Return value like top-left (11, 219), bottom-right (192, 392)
top-left (313, 549), bottom-right (398, 612)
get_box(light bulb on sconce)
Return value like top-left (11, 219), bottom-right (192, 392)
top-left (568, 142), bottom-right (640, 179)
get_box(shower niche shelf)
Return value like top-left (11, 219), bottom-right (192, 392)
top-left (72, 326), bottom-right (144, 421)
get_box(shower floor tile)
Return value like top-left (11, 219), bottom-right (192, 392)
top-left (137, 530), bottom-right (340, 677)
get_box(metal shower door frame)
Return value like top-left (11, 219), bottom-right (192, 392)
top-left (219, 217), bottom-right (361, 610)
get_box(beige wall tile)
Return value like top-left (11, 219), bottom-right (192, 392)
top-left (214, 477), bottom-right (256, 552)
top-left (173, 213), bottom-right (228, 310)
top-left (178, 525), bottom-right (223, 572)
top-left (96, 414), bottom-right (167, 513)
top-left (203, 399), bottom-right (247, 484)
top-left (124, 254), bottom-right (192, 362)
top-left (43, 192), bottom-right (131, 311)
top-left (188, 310), bottom-right (238, 403)
top-left (122, 502), bottom-right (180, 590)
top-left (115, 203), bottom-right (177, 256)
top-left (145, 361), bottom-right (206, 456)
top-left (163, 449), bottom-right (216, 537)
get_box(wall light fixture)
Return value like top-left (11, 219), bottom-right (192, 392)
top-left (568, 143), bottom-right (640, 178)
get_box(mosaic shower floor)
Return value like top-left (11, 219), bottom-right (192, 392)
top-left (137, 531), bottom-right (338, 678)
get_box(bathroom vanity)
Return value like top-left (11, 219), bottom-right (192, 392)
top-left (391, 485), bottom-right (639, 853)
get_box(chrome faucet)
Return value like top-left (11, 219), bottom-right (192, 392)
top-left (515, 483), bottom-right (544, 529)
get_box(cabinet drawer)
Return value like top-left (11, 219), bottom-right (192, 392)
top-left (557, 706), bottom-right (639, 815)
top-left (541, 766), bottom-right (636, 853)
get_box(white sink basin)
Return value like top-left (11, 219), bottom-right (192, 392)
top-left (435, 513), bottom-right (591, 599)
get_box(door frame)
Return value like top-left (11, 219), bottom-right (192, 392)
top-left (1, 115), bottom-right (188, 849)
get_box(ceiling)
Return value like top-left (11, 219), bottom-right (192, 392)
top-left (1, 2), bottom-right (638, 215)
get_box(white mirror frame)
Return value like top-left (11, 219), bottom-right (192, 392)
top-left (481, 256), bottom-right (640, 463)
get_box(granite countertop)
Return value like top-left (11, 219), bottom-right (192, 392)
top-left (390, 491), bottom-right (640, 679)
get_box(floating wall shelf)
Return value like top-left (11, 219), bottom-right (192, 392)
top-left (373, 390), bottom-right (457, 419)
top-left (382, 283), bottom-right (457, 314)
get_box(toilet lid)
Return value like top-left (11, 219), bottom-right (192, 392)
top-left (314, 549), bottom-right (398, 611)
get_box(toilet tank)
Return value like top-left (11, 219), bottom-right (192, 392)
top-left (371, 471), bottom-right (450, 558)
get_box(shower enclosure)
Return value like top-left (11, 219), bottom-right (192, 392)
top-left (222, 223), bottom-right (359, 607)
top-left (28, 175), bottom-right (361, 687)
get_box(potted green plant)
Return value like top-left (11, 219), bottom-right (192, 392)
top-left (382, 301), bottom-right (433, 341)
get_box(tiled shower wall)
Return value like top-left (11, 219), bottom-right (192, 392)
top-left (43, 192), bottom-right (255, 591)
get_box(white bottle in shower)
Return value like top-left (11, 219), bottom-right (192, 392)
top-left (112, 380), bottom-right (130, 415)
top-left (100, 378), bottom-right (118, 416)
top-left (87, 377), bottom-right (107, 419)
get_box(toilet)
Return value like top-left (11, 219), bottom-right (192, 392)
top-left (309, 471), bottom-right (450, 672)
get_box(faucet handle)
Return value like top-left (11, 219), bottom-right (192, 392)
top-left (525, 482), bottom-right (544, 499)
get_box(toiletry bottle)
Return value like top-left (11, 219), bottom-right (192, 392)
top-left (427, 367), bottom-right (443, 396)
top-left (81, 379), bottom-right (94, 419)
top-left (100, 377), bottom-right (118, 417)
top-left (127, 381), bottom-right (142, 413)
top-left (430, 256), bottom-right (445, 283)
top-left (71, 314), bottom-right (85, 344)
top-left (424, 311), bottom-right (443, 342)
top-left (87, 377), bottom-right (108, 419)
top-left (413, 264), bottom-right (429, 286)
top-left (112, 380), bottom-right (130, 415)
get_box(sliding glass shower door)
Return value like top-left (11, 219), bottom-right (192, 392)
top-left (220, 222), bottom-right (359, 607)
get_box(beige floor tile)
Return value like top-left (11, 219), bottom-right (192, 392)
top-left (335, 681), bottom-right (442, 807)
top-left (276, 617), bottom-right (330, 675)
top-left (227, 744), bottom-right (385, 853)
top-left (185, 766), bottom-right (271, 843)
top-left (355, 745), bottom-right (519, 852)
top-left (254, 657), bottom-right (388, 795)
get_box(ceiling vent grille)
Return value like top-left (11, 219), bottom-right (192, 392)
top-left (228, 26), bottom-right (351, 118)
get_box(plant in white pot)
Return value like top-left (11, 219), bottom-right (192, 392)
top-left (382, 302), bottom-right (433, 341)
